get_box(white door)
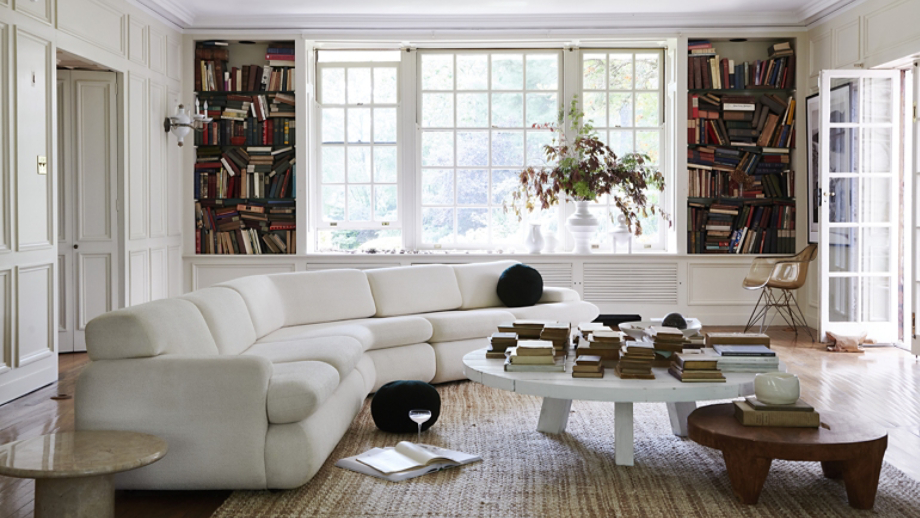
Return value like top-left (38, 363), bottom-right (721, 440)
top-left (819, 69), bottom-right (902, 343)
top-left (57, 70), bottom-right (119, 353)
top-left (912, 62), bottom-right (920, 356)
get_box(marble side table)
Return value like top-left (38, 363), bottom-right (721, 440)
top-left (0, 431), bottom-right (167, 518)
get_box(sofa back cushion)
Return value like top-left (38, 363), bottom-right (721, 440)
top-left (181, 287), bottom-right (258, 355)
top-left (365, 264), bottom-right (462, 317)
top-left (217, 275), bottom-right (286, 339)
top-left (451, 260), bottom-right (519, 309)
top-left (269, 270), bottom-right (376, 327)
top-left (85, 299), bottom-right (219, 361)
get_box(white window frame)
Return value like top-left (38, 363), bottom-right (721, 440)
top-left (315, 61), bottom-right (402, 236)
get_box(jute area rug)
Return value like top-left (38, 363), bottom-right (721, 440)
top-left (212, 381), bottom-right (920, 517)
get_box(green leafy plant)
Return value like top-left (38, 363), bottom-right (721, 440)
top-left (506, 97), bottom-right (668, 236)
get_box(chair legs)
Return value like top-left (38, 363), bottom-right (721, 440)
top-left (744, 288), bottom-right (815, 342)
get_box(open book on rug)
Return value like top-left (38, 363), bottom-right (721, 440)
top-left (336, 442), bottom-right (481, 482)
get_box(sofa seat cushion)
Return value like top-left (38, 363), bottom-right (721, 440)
top-left (538, 287), bottom-right (579, 303)
top-left (422, 309), bottom-right (515, 343)
top-left (507, 301), bottom-right (601, 325)
top-left (243, 336), bottom-right (364, 379)
top-left (366, 264), bottom-right (463, 317)
top-left (256, 316), bottom-right (433, 352)
top-left (267, 361), bottom-right (340, 424)
top-left (268, 270), bottom-right (377, 327)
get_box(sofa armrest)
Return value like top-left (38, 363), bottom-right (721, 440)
top-left (538, 287), bottom-right (580, 303)
top-left (75, 355), bottom-right (274, 489)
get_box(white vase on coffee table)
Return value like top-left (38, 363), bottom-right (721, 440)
top-left (566, 200), bottom-right (599, 254)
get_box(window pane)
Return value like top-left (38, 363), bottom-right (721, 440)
top-left (635, 92), bottom-right (659, 127)
top-left (347, 68), bottom-right (371, 104)
top-left (492, 54), bottom-right (523, 90)
top-left (635, 54), bottom-right (660, 90)
top-left (347, 108), bottom-right (371, 143)
top-left (422, 54), bottom-right (453, 90)
top-left (422, 207), bottom-right (454, 243)
top-left (609, 54), bottom-right (633, 89)
top-left (422, 169), bottom-right (454, 205)
top-left (492, 93), bottom-right (523, 128)
top-left (322, 108), bottom-right (344, 143)
top-left (347, 147), bottom-right (371, 182)
top-left (457, 55), bottom-right (488, 90)
top-left (491, 131), bottom-right (524, 166)
top-left (317, 229), bottom-right (401, 251)
top-left (422, 93), bottom-right (454, 128)
top-left (526, 131), bottom-right (553, 167)
top-left (526, 93), bottom-right (557, 127)
top-left (491, 169), bottom-right (520, 205)
top-left (457, 208), bottom-right (489, 243)
top-left (421, 131), bottom-right (454, 167)
top-left (373, 67), bottom-right (398, 103)
top-left (608, 130), bottom-right (634, 158)
top-left (526, 54), bottom-right (558, 91)
top-left (609, 92), bottom-right (633, 128)
top-left (348, 185), bottom-right (372, 221)
top-left (373, 146), bottom-right (397, 183)
top-left (583, 54), bottom-right (606, 89)
top-left (491, 207), bottom-right (521, 243)
top-left (457, 93), bottom-right (488, 127)
top-left (321, 146), bottom-right (344, 183)
top-left (457, 169), bottom-right (489, 205)
top-left (457, 131), bottom-right (489, 167)
top-left (374, 108), bottom-right (397, 143)
top-left (583, 92), bottom-right (606, 128)
top-left (321, 68), bottom-right (345, 104)
top-left (636, 130), bottom-right (660, 166)
top-left (375, 185), bottom-right (398, 221)
top-left (322, 185), bottom-right (345, 221)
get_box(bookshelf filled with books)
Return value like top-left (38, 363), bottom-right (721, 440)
top-left (193, 40), bottom-right (297, 255)
top-left (686, 39), bottom-right (797, 254)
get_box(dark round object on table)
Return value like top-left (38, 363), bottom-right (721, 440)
top-left (662, 312), bottom-right (688, 330)
top-left (497, 264), bottom-right (544, 307)
top-left (371, 380), bottom-right (441, 434)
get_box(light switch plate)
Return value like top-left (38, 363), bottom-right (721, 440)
top-left (37, 156), bottom-right (47, 175)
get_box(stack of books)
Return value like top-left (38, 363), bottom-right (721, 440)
top-left (486, 332), bottom-right (517, 359)
top-left (668, 353), bottom-right (726, 383)
top-left (540, 323), bottom-right (572, 352)
top-left (705, 332), bottom-right (770, 348)
top-left (713, 345), bottom-right (779, 372)
top-left (503, 340), bottom-right (564, 372)
top-left (652, 327), bottom-right (685, 353)
top-left (577, 322), bottom-right (610, 341)
top-left (576, 330), bottom-right (621, 365)
top-left (615, 343), bottom-right (656, 380)
top-left (498, 321), bottom-right (545, 339)
top-left (734, 397), bottom-right (820, 428)
top-left (572, 355), bottom-right (604, 379)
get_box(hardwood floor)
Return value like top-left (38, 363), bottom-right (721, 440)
top-left (0, 327), bottom-right (918, 517)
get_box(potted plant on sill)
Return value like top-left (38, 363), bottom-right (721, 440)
top-left (506, 97), bottom-right (668, 254)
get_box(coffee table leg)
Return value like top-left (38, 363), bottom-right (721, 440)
top-left (722, 450), bottom-right (772, 505)
top-left (839, 440), bottom-right (886, 510)
top-left (35, 473), bottom-right (114, 518)
top-left (614, 402), bottom-right (634, 466)
top-left (537, 397), bottom-right (572, 434)
top-left (666, 401), bottom-right (697, 437)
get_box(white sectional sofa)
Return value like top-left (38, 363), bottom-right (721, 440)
top-left (75, 260), bottom-right (599, 490)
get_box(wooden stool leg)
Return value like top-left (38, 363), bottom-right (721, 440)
top-left (722, 450), bottom-right (772, 505)
top-left (821, 460), bottom-right (845, 479)
top-left (840, 441), bottom-right (886, 510)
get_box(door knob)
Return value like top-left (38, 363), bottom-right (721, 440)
top-left (73, 244), bottom-right (78, 249)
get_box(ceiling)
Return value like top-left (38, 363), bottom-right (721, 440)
top-left (138, 0), bottom-right (862, 31)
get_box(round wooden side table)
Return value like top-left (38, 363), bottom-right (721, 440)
top-left (0, 431), bottom-right (167, 518)
top-left (687, 403), bottom-right (887, 509)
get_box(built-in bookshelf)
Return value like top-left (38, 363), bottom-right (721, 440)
top-left (193, 40), bottom-right (297, 255)
top-left (686, 39), bottom-right (797, 254)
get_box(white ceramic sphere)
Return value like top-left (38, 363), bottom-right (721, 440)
top-left (754, 372), bottom-right (800, 405)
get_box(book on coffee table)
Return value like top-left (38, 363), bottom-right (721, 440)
top-left (336, 442), bottom-right (481, 482)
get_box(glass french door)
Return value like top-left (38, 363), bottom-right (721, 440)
top-left (819, 69), bottom-right (902, 343)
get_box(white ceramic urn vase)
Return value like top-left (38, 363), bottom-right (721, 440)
top-left (566, 201), bottom-right (599, 254)
top-left (523, 222), bottom-right (545, 254)
top-left (754, 372), bottom-right (800, 405)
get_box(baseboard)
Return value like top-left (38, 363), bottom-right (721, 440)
top-left (0, 358), bottom-right (58, 406)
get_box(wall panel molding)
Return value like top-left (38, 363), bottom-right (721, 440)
top-left (127, 72), bottom-right (148, 240)
top-left (148, 81), bottom-right (166, 238)
top-left (76, 253), bottom-right (111, 330)
top-left (148, 27), bottom-right (166, 74)
top-left (128, 248), bottom-right (149, 306)
top-left (149, 246), bottom-right (167, 300)
top-left (833, 18), bottom-right (861, 67)
top-left (0, 22), bottom-right (9, 254)
top-left (0, 269), bottom-right (10, 375)
top-left (74, 77), bottom-right (115, 242)
top-left (13, 0), bottom-right (53, 25)
top-left (862, 0), bottom-right (920, 60)
top-left (57, 0), bottom-right (126, 57)
top-left (128, 17), bottom-right (147, 66)
top-left (166, 36), bottom-right (181, 81)
top-left (17, 263), bottom-right (54, 366)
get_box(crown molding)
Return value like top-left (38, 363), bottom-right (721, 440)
top-left (797, 0), bottom-right (865, 25)
top-left (133, 0), bottom-right (195, 28)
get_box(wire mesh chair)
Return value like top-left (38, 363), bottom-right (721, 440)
top-left (742, 244), bottom-right (818, 341)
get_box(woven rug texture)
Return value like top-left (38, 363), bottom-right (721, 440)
top-left (212, 381), bottom-right (920, 518)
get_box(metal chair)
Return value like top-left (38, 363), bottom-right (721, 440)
top-left (742, 244), bottom-right (818, 341)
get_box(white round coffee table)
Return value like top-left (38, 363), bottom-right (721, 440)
top-left (462, 349), bottom-right (784, 466)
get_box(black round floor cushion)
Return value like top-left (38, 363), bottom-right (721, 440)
top-left (497, 264), bottom-right (543, 307)
top-left (371, 380), bottom-right (441, 434)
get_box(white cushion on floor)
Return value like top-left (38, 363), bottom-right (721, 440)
top-left (243, 335), bottom-right (364, 379)
top-left (268, 270), bottom-right (377, 327)
top-left (451, 260), bottom-right (518, 309)
top-left (366, 265), bottom-right (462, 317)
top-left (181, 287), bottom-right (257, 355)
top-left (422, 308), bottom-right (515, 343)
top-left (267, 361), bottom-right (340, 424)
top-left (257, 316), bottom-right (433, 351)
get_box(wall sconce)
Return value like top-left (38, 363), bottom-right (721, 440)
top-left (163, 100), bottom-right (212, 147)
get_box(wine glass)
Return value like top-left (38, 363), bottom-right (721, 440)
top-left (408, 409), bottom-right (432, 444)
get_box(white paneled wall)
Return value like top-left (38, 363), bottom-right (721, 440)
top-left (0, 0), bottom-right (183, 404)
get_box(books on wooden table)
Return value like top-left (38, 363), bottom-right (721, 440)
top-left (676, 348), bottom-right (779, 372)
top-left (669, 352), bottom-right (726, 382)
top-left (705, 332), bottom-right (771, 348)
top-left (504, 341), bottom-right (565, 371)
top-left (486, 332), bottom-right (518, 358)
top-left (577, 322), bottom-right (611, 340)
top-left (733, 400), bottom-right (820, 428)
top-left (652, 326), bottom-right (685, 353)
top-left (575, 336), bottom-right (620, 363)
top-left (713, 344), bottom-right (776, 357)
top-left (540, 323), bottom-right (572, 350)
top-left (498, 320), bottom-right (546, 339)
top-left (513, 340), bottom-right (555, 357)
top-left (503, 356), bottom-right (565, 372)
top-left (572, 355), bottom-right (604, 379)
top-left (615, 342), bottom-right (656, 380)
top-left (336, 442), bottom-right (481, 482)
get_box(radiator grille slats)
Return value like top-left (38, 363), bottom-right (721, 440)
top-left (583, 263), bottom-right (678, 304)
top-left (529, 263), bottom-right (573, 289)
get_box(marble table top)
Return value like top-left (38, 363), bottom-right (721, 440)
top-left (0, 431), bottom-right (167, 479)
